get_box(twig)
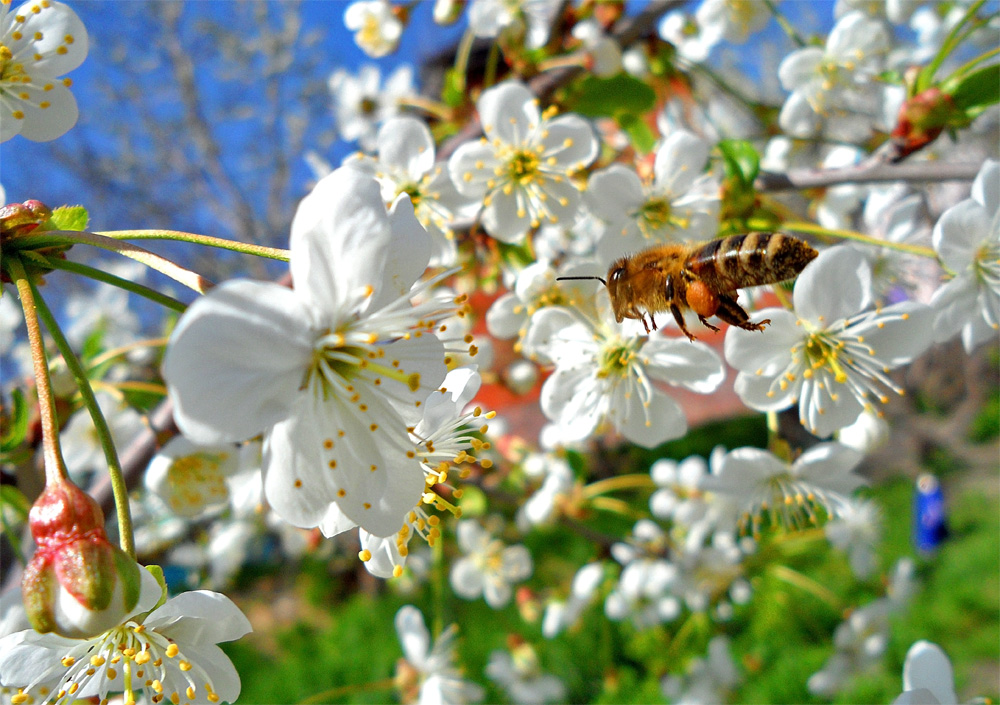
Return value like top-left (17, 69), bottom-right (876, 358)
top-left (756, 160), bottom-right (982, 192)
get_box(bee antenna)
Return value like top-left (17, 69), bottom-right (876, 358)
top-left (556, 275), bottom-right (608, 287)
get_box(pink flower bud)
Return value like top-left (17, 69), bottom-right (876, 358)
top-left (0, 200), bottom-right (52, 238)
top-left (22, 480), bottom-right (142, 638)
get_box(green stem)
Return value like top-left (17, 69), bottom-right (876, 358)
top-left (40, 256), bottom-right (188, 313)
top-left (484, 39), bottom-right (501, 88)
top-left (9, 230), bottom-right (214, 294)
top-left (88, 338), bottom-right (169, 371)
top-left (298, 678), bottom-right (397, 705)
top-left (768, 564), bottom-right (843, 611)
top-left (452, 27), bottom-right (476, 93)
top-left (29, 278), bottom-right (136, 558)
top-left (764, 0), bottom-right (805, 48)
top-left (920, 0), bottom-right (987, 90)
top-left (95, 229), bottom-right (290, 262)
top-left (780, 220), bottom-right (938, 258)
top-left (582, 473), bottom-right (655, 499)
top-left (6, 256), bottom-right (68, 486)
top-left (948, 45), bottom-right (1000, 81)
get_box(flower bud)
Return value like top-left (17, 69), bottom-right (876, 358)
top-left (889, 87), bottom-right (959, 162)
top-left (432, 0), bottom-right (465, 25)
top-left (22, 480), bottom-right (142, 638)
top-left (0, 200), bottom-right (52, 238)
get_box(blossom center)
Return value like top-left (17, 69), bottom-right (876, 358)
top-left (597, 339), bottom-right (639, 379)
top-left (506, 149), bottom-right (541, 185)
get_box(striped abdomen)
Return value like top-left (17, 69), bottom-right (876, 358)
top-left (684, 232), bottom-right (817, 292)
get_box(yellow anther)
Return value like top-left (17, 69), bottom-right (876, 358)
top-left (165, 644), bottom-right (179, 658)
top-left (62, 656), bottom-right (76, 667)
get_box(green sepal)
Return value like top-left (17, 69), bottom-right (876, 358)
top-left (56, 540), bottom-right (115, 611)
top-left (132, 565), bottom-right (169, 624)
top-left (45, 205), bottom-right (89, 233)
top-left (948, 63), bottom-right (1000, 116)
top-left (22, 559), bottom-right (57, 634)
top-left (1, 389), bottom-right (29, 452)
top-left (112, 547), bottom-right (143, 612)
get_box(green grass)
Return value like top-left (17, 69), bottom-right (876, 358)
top-left (222, 413), bottom-right (999, 705)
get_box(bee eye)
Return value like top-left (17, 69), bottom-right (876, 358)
top-left (610, 268), bottom-right (625, 284)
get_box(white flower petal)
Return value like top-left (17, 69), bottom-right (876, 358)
top-left (653, 130), bottom-right (710, 197)
top-left (932, 199), bottom-right (990, 271)
top-left (619, 387), bottom-right (687, 447)
top-left (794, 247), bottom-right (872, 323)
top-left (900, 641), bottom-right (957, 705)
top-left (147, 590), bottom-right (252, 645)
top-left (734, 370), bottom-right (797, 412)
top-left (163, 280), bottom-right (314, 444)
top-left (585, 164), bottom-right (645, 223)
top-left (971, 159), bottom-right (999, 215)
top-left (376, 116), bottom-right (436, 180)
top-left (479, 81), bottom-right (539, 147)
top-left (536, 114), bottom-right (598, 169)
top-left (723, 308), bottom-right (799, 374)
top-left (641, 337), bottom-right (725, 393)
top-left (395, 605), bottom-right (430, 666)
top-left (447, 141), bottom-right (496, 198)
top-left (15, 83), bottom-right (79, 142)
top-left (290, 167), bottom-right (392, 318)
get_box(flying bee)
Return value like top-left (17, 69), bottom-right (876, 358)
top-left (558, 232), bottom-right (818, 341)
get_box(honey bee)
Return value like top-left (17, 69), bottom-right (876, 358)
top-left (559, 232), bottom-right (818, 341)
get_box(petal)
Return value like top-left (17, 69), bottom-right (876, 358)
top-left (163, 280), bottom-right (314, 444)
top-left (971, 159), bottom-right (999, 216)
top-left (450, 557), bottom-right (485, 599)
top-left (778, 47), bottom-right (823, 91)
top-left (734, 370), bottom-right (797, 412)
top-left (176, 642), bottom-right (243, 703)
top-left (848, 301), bottom-right (934, 366)
top-left (901, 641), bottom-right (957, 705)
top-left (536, 114), bottom-right (598, 170)
top-left (447, 140), bottom-right (496, 198)
top-left (540, 368), bottom-right (605, 441)
top-left (481, 185), bottom-right (532, 243)
top-left (930, 276), bottom-right (978, 343)
top-left (13, 83), bottom-right (79, 142)
top-left (584, 164), bottom-right (644, 222)
top-left (367, 193), bottom-right (431, 312)
top-left (394, 605), bottom-right (430, 665)
top-left (11, 1), bottom-right (88, 75)
top-left (148, 591), bottom-right (252, 644)
top-left (618, 387), bottom-right (687, 448)
top-left (794, 247), bottom-right (872, 323)
top-left (802, 376), bottom-right (865, 437)
top-left (485, 292), bottom-right (527, 339)
top-left (793, 443), bottom-right (866, 494)
top-left (723, 308), bottom-right (799, 374)
top-left (932, 199), bottom-right (990, 271)
top-left (289, 167), bottom-right (392, 318)
top-left (376, 116), bottom-right (435, 180)
top-left (653, 130), bottom-right (710, 197)
top-left (479, 81), bottom-right (539, 147)
top-left (641, 337), bottom-right (725, 393)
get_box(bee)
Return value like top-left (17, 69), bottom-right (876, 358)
top-left (558, 232), bottom-right (818, 341)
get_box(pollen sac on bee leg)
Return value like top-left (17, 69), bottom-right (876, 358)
top-left (685, 280), bottom-right (720, 318)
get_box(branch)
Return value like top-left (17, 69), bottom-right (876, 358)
top-left (756, 160), bottom-right (983, 192)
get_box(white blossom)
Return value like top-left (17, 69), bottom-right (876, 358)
top-left (329, 64), bottom-right (415, 151)
top-left (344, 0), bottom-right (402, 58)
top-left (449, 81), bottom-right (598, 243)
top-left (585, 129), bottom-right (720, 263)
top-left (893, 641), bottom-right (959, 705)
top-left (930, 159), bottom-right (1000, 352)
top-left (0, 0), bottom-right (88, 142)
top-left (486, 646), bottom-right (566, 705)
top-left (163, 167), bottom-right (460, 541)
top-left (0, 579), bottom-right (251, 705)
top-left (660, 635), bottom-right (741, 705)
top-left (467, 0), bottom-right (559, 49)
top-left (449, 519), bottom-right (532, 608)
top-left (725, 247), bottom-right (934, 437)
top-left (395, 605), bottom-right (484, 705)
top-left (525, 303), bottom-right (725, 448)
top-left (348, 116), bottom-right (478, 267)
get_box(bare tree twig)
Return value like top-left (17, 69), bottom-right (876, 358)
top-left (756, 160), bottom-right (983, 192)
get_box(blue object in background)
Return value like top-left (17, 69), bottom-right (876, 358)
top-left (914, 473), bottom-right (949, 553)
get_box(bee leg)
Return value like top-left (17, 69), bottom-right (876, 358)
top-left (649, 313), bottom-right (658, 331)
top-left (670, 304), bottom-right (696, 342)
top-left (715, 294), bottom-right (770, 333)
top-left (697, 315), bottom-right (721, 333)
top-left (639, 314), bottom-right (651, 334)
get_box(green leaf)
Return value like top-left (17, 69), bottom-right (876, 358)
top-left (617, 113), bottom-right (656, 155)
top-left (716, 139), bottom-right (761, 187)
top-left (1, 388), bottom-right (29, 452)
top-left (950, 63), bottom-right (1000, 113)
top-left (0, 484), bottom-right (31, 523)
top-left (47, 205), bottom-right (89, 232)
top-left (564, 74), bottom-right (656, 118)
